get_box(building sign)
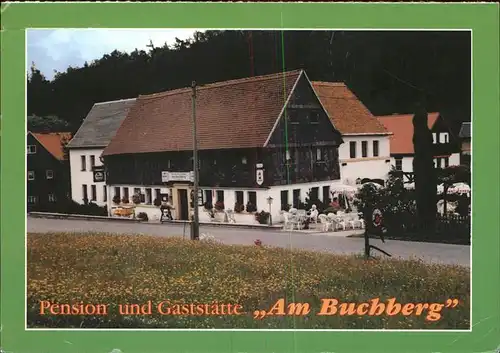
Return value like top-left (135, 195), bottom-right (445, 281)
top-left (93, 166), bottom-right (106, 183)
top-left (256, 169), bottom-right (264, 185)
top-left (162, 171), bottom-right (194, 183)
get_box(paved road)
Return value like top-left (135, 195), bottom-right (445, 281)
top-left (27, 217), bottom-right (470, 267)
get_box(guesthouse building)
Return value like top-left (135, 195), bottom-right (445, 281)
top-left (27, 131), bottom-right (72, 211)
top-left (101, 70), bottom-right (345, 222)
top-left (66, 98), bottom-right (136, 206)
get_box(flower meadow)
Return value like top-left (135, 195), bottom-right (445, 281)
top-left (27, 232), bottom-right (470, 329)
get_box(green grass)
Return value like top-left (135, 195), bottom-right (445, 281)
top-left (27, 232), bottom-right (470, 329)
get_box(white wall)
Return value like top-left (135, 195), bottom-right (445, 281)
top-left (391, 152), bottom-right (461, 173)
top-left (69, 148), bottom-right (106, 206)
top-left (106, 181), bottom-right (344, 224)
top-left (338, 135), bottom-right (391, 183)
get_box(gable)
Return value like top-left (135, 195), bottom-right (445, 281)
top-left (266, 74), bottom-right (343, 147)
top-left (29, 132), bottom-right (70, 161)
top-left (67, 98), bottom-right (136, 149)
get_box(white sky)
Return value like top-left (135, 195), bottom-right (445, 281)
top-left (27, 29), bottom-right (199, 80)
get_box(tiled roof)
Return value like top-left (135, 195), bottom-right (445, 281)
top-left (102, 70), bottom-right (302, 156)
top-left (67, 98), bottom-right (136, 149)
top-left (376, 113), bottom-right (440, 154)
top-left (31, 132), bottom-right (72, 160)
top-left (311, 82), bottom-right (389, 135)
top-left (459, 122), bottom-right (471, 139)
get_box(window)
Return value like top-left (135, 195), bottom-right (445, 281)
top-left (27, 171), bottom-right (35, 180)
top-left (247, 191), bottom-right (257, 208)
top-left (134, 187), bottom-right (141, 196)
top-left (81, 155), bottom-right (86, 171)
top-left (373, 141), bottom-right (379, 157)
top-left (216, 190), bottom-right (224, 203)
top-left (48, 194), bottom-right (56, 202)
top-left (28, 195), bottom-right (38, 204)
top-left (349, 141), bottom-right (357, 158)
top-left (27, 145), bottom-right (37, 154)
top-left (123, 187), bottom-right (129, 200)
top-left (146, 188), bottom-right (152, 204)
top-left (310, 187), bottom-right (319, 201)
top-left (309, 112), bottom-right (319, 124)
top-left (103, 186), bottom-right (107, 202)
top-left (292, 189), bottom-right (301, 208)
top-left (395, 158), bottom-right (403, 171)
top-left (280, 190), bottom-right (289, 210)
top-left (204, 190), bottom-right (213, 207)
top-left (82, 184), bottom-right (88, 202)
top-left (91, 185), bottom-right (97, 201)
top-left (90, 155), bottom-right (96, 168)
top-left (46, 170), bottom-right (54, 179)
top-left (235, 191), bottom-right (244, 205)
top-left (432, 133), bottom-right (437, 144)
top-left (444, 157), bottom-right (449, 168)
top-left (155, 188), bottom-right (161, 201)
top-left (361, 141), bottom-right (368, 158)
top-left (316, 148), bottom-right (322, 161)
top-left (443, 133), bottom-right (449, 143)
top-left (322, 186), bottom-right (330, 203)
top-left (114, 187), bottom-right (121, 199)
top-left (288, 110), bottom-right (299, 124)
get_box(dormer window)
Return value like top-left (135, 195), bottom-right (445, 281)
top-left (27, 145), bottom-right (37, 154)
top-left (309, 112), bottom-right (319, 124)
top-left (287, 111), bottom-right (299, 125)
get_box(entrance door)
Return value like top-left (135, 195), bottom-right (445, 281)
top-left (177, 189), bottom-right (189, 220)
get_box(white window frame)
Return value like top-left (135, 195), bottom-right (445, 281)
top-left (395, 158), bottom-right (403, 171)
top-left (28, 195), bottom-right (38, 204)
top-left (91, 185), bottom-right (97, 201)
top-left (81, 155), bottom-right (86, 171)
top-left (46, 170), bottom-right (54, 179)
top-left (48, 194), bottom-right (56, 202)
top-left (28, 171), bottom-right (35, 180)
top-left (27, 145), bottom-right (37, 154)
top-left (90, 155), bottom-right (96, 168)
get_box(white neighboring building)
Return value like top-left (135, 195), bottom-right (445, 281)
top-left (312, 82), bottom-right (393, 185)
top-left (66, 98), bottom-right (136, 206)
top-left (377, 112), bottom-right (461, 175)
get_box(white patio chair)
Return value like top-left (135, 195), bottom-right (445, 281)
top-left (309, 209), bottom-right (319, 226)
top-left (282, 212), bottom-right (294, 231)
top-left (318, 214), bottom-right (332, 232)
top-left (334, 216), bottom-right (347, 231)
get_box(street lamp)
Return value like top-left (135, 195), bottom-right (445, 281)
top-left (267, 196), bottom-right (273, 226)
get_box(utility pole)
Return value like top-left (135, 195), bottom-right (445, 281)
top-left (191, 81), bottom-right (200, 241)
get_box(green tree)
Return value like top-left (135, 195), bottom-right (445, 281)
top-left (412, 102), bottom-right (437, 231)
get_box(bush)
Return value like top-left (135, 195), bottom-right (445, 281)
top-left (234, 202), bottom-right (245, 213)
top-left (255, 210), bottom-right (270, 224)
top-left (245, 202), bottom-right (257, 212)
top-left (214, 201), bottom-right (224, 211)
top-left (121, 197), bottom-right (129, 204)
top-left (132, 194), bottom-right (141, 205)
top-left (27, 233), bottom-right (470, 329)
top-left (112, 195), bottom-right (121, 205)
top-left (153, 198), bottom-right (162, 207)
top-left (136, 212), bottom-right (148, 221)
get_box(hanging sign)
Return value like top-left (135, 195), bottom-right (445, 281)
top-left (93, 166), bottom-right (106, 183)
top-left (256, 169), bottom-right (264, 185)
